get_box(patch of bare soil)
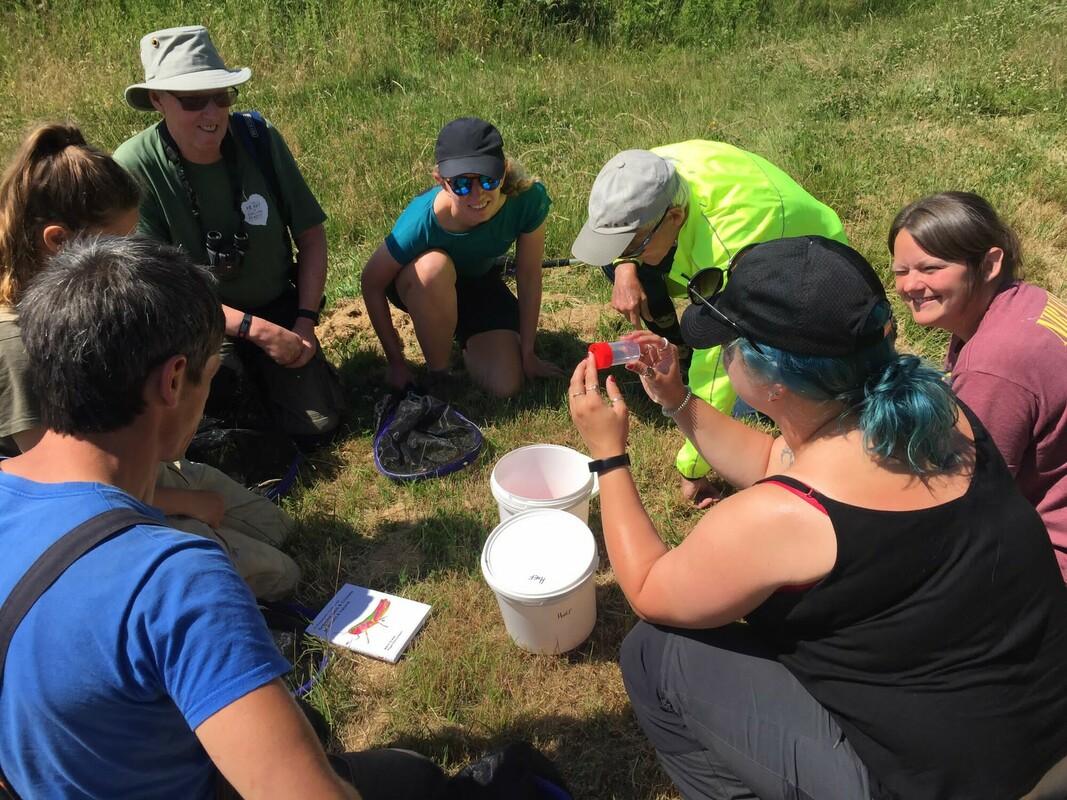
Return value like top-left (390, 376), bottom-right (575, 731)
top-left (538, 293), bottom-right (605, 340)
top-left (322, 292), bottom-right (608, 349)
top-left (319, 298), bottom-right (419, 352)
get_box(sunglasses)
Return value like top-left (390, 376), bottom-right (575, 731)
top-left (685, 252), bottom-right (766, 355)
top-left (169, 87), bottom-right (239, 112)
top-left (619, 209), bottom-right (669, 261)
top-left (446, 174), bottom-right (502, 196)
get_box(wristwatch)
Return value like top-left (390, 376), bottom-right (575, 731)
top-left (237, 312), bottom-right (253, 339)
top-left (587, 453), bottom-right (631, 475)
top-left (295, 308), bottom-right (321, 325)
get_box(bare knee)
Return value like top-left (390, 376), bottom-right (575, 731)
top-left (464, 333), bottom-right (523, 397)
top-left (396, 250), bottom-right (456, 303)
top-left (484, 369), bottom-right (523, 398)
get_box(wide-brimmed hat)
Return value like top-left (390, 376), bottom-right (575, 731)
top-left (434, 117), bottom-right (506, 180)
top-left (125, 25), bottom-right (251, 112)
top-left (571, 150), bottom-right (678, 266)
top-left (680, 236), bottom-right (890, 357)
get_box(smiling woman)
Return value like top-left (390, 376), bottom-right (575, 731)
top-left (113, 24), bottom-right (346, 449)
top-left (149, 87), bottom-right (239, 165)
top-left (567, 235), bottom-right (1067, 799)
top-left (890, 191), bottom-right (1067, 582)
top-left (360, 116), bottom-right (563, 397)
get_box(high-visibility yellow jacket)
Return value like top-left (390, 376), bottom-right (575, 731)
top-left (649, 141), bottom-right (848, 479)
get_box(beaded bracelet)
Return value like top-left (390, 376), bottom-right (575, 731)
top-left (661, 387), bottom-right (694, 418)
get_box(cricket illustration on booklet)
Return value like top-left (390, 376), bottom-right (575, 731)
top-left (307, 584), bottom-right (430, 664)
top-left (348, 598), bottom-right (391, 637)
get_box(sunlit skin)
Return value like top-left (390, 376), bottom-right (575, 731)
top-left (611, 204), bottom-right (711, 505)
top-left (891, 228), bottom-right (1003, 341)
top-left (171, 353), bottom-right (221, 460)
top-left (148, 90), bottom-right (230, 164)
top-left (433, 172), bottom-right (507, 230)
top-left (622, 205), bottom-right (687, 268)
top-left (611, 206), bottom-right (688, 327)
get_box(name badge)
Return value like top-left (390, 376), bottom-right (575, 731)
top-left (241, 193), bottom-right (269, 226)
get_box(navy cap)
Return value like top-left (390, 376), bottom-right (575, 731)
top-left (434, 117), bottom-right (506, 180)
top-left (681, 236), bottom-right (891, 357)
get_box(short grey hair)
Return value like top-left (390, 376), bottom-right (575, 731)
top-left (664, 159), bottom-right (690, 209)
top-left (18, 234), bottom-right (224, 434)
top-left (631, 166), bottom-right (689, 242)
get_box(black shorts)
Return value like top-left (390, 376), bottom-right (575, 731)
top-left (386, 264), bottom-right (519, 347)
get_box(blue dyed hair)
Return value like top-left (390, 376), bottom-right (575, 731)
top-left (733, 302), bottom-right (961, 475)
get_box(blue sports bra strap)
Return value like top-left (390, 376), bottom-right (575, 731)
top-left (0, 508), bottom-right (159, 692)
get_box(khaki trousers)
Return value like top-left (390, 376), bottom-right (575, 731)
top-left (157, 460), bottom-right (300, 600)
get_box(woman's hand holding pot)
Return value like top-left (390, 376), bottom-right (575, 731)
top-left (621, 331), bottom-right (688, 410)
top-left (568, 354), bottom-right (628, 459)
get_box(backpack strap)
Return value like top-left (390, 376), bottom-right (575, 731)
top-left (229, 111), bottom-right (294, 266)
top-left (0, 508), bottom-right (160, 691)
top-left (0, 507), bottom-right (159, 798)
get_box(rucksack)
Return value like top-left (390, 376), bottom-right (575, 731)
top-left (229, 110), bottom-right (293, 265)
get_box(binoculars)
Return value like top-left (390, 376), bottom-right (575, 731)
top-left (205, 230), bottom-right (249, 278)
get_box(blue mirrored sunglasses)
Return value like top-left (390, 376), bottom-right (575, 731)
top-left (446, 174), bottom-right (502, 196)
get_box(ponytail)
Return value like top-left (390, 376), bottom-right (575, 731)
top-left (734, 303), bottom-right (963, 475)
top-left (856, 355), bottom-right (960, 474)
top-left (0, 122), bottom-right (141, 305)
top-left (500, 157), bottom-right (538, 197)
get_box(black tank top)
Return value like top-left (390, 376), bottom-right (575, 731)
top-left (747, 404), bottom-right (1067, 799)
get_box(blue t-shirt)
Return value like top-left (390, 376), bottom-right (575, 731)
top-left (0, 473), bottom-right (290, 799)
top-left (385, 182), bottom-right (551, 278)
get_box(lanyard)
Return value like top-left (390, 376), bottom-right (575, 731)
top-left (158, 120), bottom-right (247, 246)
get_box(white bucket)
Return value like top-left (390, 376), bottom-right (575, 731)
top-left (489, 444), bottom-right (599, 524)
top-left (481, 509), bottom-right (599, 654)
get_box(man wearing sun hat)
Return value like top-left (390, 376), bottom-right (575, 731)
top-left (572, 141), bottom-right (848, 506)
top-left (114, 25), bottom-right (345, 449)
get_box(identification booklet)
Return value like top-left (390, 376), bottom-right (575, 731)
top-left (306, 583), bottom-right (432, 663)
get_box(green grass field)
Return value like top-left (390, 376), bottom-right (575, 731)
top-left (2, 0), bottom-right (1064, 795)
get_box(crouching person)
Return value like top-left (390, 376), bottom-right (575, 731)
top-left (0, 236), bottom-right (444, 799)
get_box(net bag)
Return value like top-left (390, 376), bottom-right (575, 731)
top-left (373, 390), bottom-right (483, 481)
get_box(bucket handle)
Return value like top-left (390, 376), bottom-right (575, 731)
top-left (587, 465), bottom-right (600, 497)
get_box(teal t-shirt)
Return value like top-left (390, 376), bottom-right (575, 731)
top-left (113, 118), bottom-right (326, 310)
top-left (384, 183), bottom-right (551, 279)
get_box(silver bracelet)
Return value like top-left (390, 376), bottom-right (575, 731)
top-left (662, 387), bottom-right (694, 418)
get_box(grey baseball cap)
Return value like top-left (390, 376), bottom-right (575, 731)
top-left (571, 150), bottom-right (677, 265)
top-left (125, 26), bottom-right (251, 112)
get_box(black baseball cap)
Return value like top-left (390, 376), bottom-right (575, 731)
top-left (434, 117), bottom-right (506, 180)
top-left (680, 236), bottom-right (890, 357)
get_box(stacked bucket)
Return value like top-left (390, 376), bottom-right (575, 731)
top-left (481, 445), bottom-right (601, 654)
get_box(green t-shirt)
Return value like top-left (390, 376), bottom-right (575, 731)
top-left (651, 140), bottom-right (847, 295)
top-left (113, 118), bottom-right (327, 310)
top-left (0, 306), bottom-right (38, 455)
top-left (384, 183), bottom-right (551, 279)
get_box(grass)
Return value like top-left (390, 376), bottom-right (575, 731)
top-left (1, 0), bottom-right (1065, 795)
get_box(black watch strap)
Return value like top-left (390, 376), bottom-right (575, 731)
top-left (237, 312), bottom-right (253, 339)
top-left (588, 453), bottom-right (631, 475)
top-left (295, 308), bottom-right (321, 325)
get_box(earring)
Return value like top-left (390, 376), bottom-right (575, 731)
top-left (767, 387), bottom-right (781, 401)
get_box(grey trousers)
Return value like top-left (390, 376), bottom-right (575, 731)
top-left (620, 621), bottom-right (870, 800)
